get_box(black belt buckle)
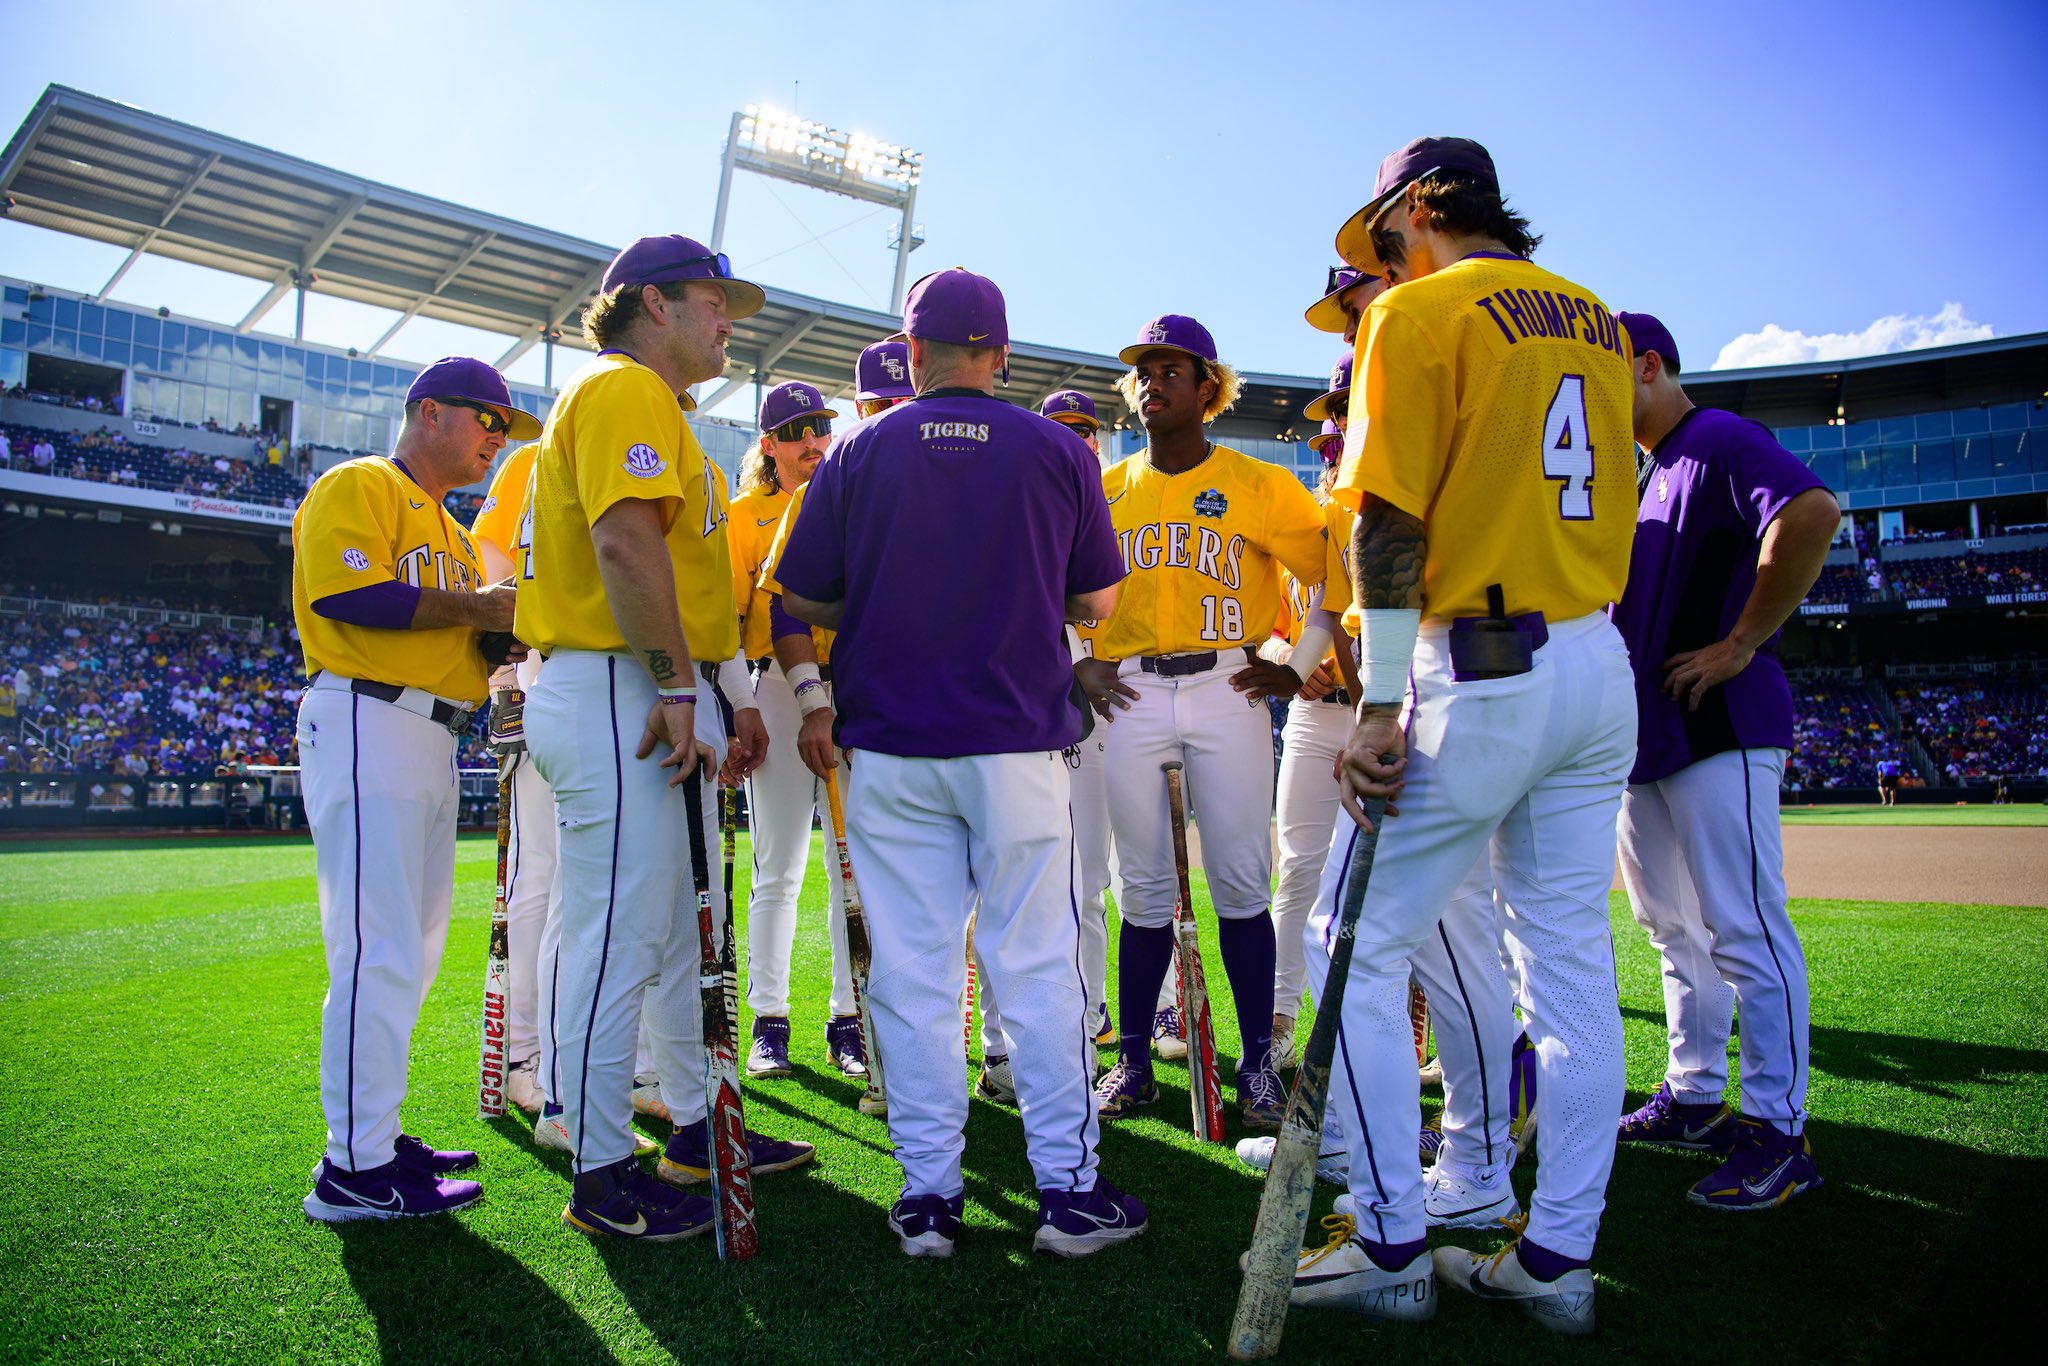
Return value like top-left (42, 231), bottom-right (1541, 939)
top-left (1319, 687), bottom-right (1354, 707)
top-left (1142, 650), bottom-right (1217, 677)
top-left (1448, 585), bottom-right (1546, 682)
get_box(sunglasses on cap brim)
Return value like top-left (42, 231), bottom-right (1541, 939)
top-left (436, 399), bottom-right (515, 435)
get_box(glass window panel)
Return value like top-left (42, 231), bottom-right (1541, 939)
top-left (1843, 419), bottom-right (1879, 446)
top-left (133, 316), bottom-right (159, 347)
top-left (373, 364), bottom-right (398, 398)
top-left (46, 329), bottom-right (76, 359)
top-left (235, 335), bottom-right (258, 365)
top-left (350, 359), bottom-right (371, 398)
top-left (184, 327), bottom-right (207, 357)
top-left (79, 302), bottom-right (104, 336)
top-left (181, 384), bottom-right (206, 425)
top-left (0, 319), bottom-right (21, 347)
top-left (1989, 433), bottom-right (2024, 475)
top-left (1913, 411), bottom-right (1951, 439)
top-left (207, 358), bottom-right (230, 387)
top-left (103, 309), bottom-right (131, 341)
top-left (131, 344), bottom-right (158, 373)
top-left (161, 321), bottom-right (183, 350)
top-left (1842, 447), bottom-right (1881, 491)
top-left (1989, 402), bottom-right (2027, 432)
top-left (2032, 404), bottom-right (2048, 431)
top-left (1805, 447), bottom-right (1845, 488)
top-left (0, 348), bottom-right (22, 389)
top-left (1952, 407), bottom-right (1988, 437)
top-left (3, 285), bottom-right (24, 304)
top-left (1777, 426), bottom-right (1811, 451)
top-left (27, 293), bottom-right (51, 322)
top-left (367, 415), bottom-right (390, 452)
top-left (342, 410), bottom-right (366, 450)
top-left (204, 388), bottom-right (230, 428)
top-left (25, 321), bottom-right (50, 350)
top-left (54, 297), bottom-right (78, 330)
top-left (1878, 416), bottom-right (1915, 444)
top-left (1915, 440), bottom-right (1954, 483)
top-left (260, 340), bottom-right (282, 371)
top-left (301, 351), bottom-right (323, 383)
top-left (78, 335), bottom-right (101, 360)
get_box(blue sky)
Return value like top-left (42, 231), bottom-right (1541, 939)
top-left (2, 0), bottom-right (2043, 417)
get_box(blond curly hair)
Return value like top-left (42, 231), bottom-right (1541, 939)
top-left (1115, 353), bottom-right (1242, 423)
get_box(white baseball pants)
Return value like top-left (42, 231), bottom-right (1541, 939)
top-left (300, 676), bottom-right (459, 1173)
top-left (525, 650), bottom-right (727, 1172)
top-left (1619, 746), bottom-right (1810, 1131)
top-left (847, 748), bottom-right (1099, 1197)
top-left (1327, 612), bottom-right (1636, 1261)
top-left (503, 750), bottom-right (558, 1064)
top-left (1273, 697), bottom-right (1350, 1009)
top-left (744, 661), bottom-right (853, 1020)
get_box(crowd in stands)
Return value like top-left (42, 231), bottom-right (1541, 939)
top-left (1884, 548), bottom-right (2047, 601)
top-left (1785, 679), bottom-right (1916, 790)
top-left (1894, 679), bottom-right (2048, 784)
top-left (1, 419), bottom-right (311, 507)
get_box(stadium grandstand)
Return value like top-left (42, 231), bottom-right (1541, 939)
top-left (1, 83), bottom-right (2044, 829)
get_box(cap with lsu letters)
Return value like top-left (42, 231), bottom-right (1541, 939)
top-left (1306, 266), bottom-right (1380, 335)
top-left (856, 340), bottom-right (916, 401)
top-left (759, 380), bottom-right (839, 433)
top-left (1302, 351), bottom-right (1353, 422)
top-left (405, 356), bottom-right (543, 442)
top-left (601, 234), bottom-right (766, 320)
top-left (892, 267), bottom-right (1009, 348)
top-left (1617, 312), bottom-right (1680, 372)
top-left (1117, 314), bottom-right (1218, 367)
top-left (1335, 136), bottom-right (1499, 274)
top-left (1039, 390), bottom-right (1099, 429)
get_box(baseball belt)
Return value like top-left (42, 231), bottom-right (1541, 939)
top-left (327, 675), bottom-right (477, 734)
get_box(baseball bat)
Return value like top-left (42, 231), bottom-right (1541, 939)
top-left (684, 773), bottom-right (758, 1262)
top-left (1228, 785), bottom-right (1390, 1359)
top-left (1410, 983), bottom-right (1431, 1070)
top-left (963, 908), bottom-right (978, 1066)
top-left (721, 784), bottom-right (740, 1039)
top-left (823, 768), bottom-right (887, 1117)
top-left (1163, 761), bottom-right (1226, 1144)
top-left (476, 774), bottom-right (512, 1118)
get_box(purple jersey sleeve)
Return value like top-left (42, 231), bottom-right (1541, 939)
top-left (1727, 417), bottom-right (1828, 535)
top-left (775, 454), bottom-right (846, 605)
top-left (1064, 438), bottom-right (1125, 597)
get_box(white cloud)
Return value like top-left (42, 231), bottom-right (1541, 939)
top-left (1711, 303), bottom-right (1994, 370)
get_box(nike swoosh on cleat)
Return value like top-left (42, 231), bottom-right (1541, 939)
top-left (1431, 1198), bottom-right (1509, 1220)
top-left (343, 1187), bottom-right (404, 1210)
top-left (1741, 1157), bottom-right (1794, 1198)
top-left (1295, 1269), bottom-right (1370, 1287)
top-left (583, 1208), bottom-right (647, 1236)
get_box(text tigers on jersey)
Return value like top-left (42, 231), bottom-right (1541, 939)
top-left (394, 545), bottom-right (480, 592)
top-left (1118, 522), bottom-right (1248, 591)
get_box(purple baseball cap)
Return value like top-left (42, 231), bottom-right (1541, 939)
top-left (759, 380), bottom-right (839, 433)
top-left (1305, 266), bottom-right (1383, 334)
top-left (1308, 419), bottom-right (1343, 461)
top-left (1302, 351), bottom-right (1354, 422)
top-left (1039, 390), bottom-right (1099, 428)
top-left (601, 234), bottom-right (766, 319)
top-left (892, 267), bottom-right (1009, 348)
top-left (1617, 312), bottom-right (1681, 372)
top-left (405, 357), bottom-right (542, 442)
top-left (1335, 136), bottom-right (1500, 273)
top-left (1117, 314), bottom-right (1218, 366)
top-left (855, 340), bottom-right (915, 400)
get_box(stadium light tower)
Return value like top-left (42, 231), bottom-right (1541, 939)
top-left (709, 105), bottom-right (926, 311)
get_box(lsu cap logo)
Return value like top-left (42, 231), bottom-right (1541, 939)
top-left (1062, 394), bottom-right (1082, 410)
top-left (624, 443), bottom-right (667, 479)
top-left (1144, 322), bottom-right (1171, 343)
top-left (341, 548), bottom-right (370, 571)
top-left (789, 388), bottom-right (811, 408)
top-left (881, 354), bottom-right (906, 380)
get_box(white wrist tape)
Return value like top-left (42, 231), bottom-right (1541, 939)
top-left (1287, 624), bottom-right (1333, 682)
top-left (1356, 608), bottom-right (1420, 704)
top-left (788, 662), bottom-right (832, 718)
top-left (1257, 635), bottom-right (1293, 666)
top-left (716, 654), bottom-right (753, 712)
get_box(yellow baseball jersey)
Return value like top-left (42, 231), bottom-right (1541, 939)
top-left (1334, 254), bottom-right (1635, 622)
top-left (291, 456), bottom-right (489, 702)
top-left (1095, 445), bottom-right (1326, 659)
top-left (515, 352), bottom-right (738, 661)
top-left (758, 481), bottom-right (834, 665)
top-left (470, 443), bottom-right (537, 562)
top-left (1319, 496), bottom-right (1363, 637)
top-left (729, 484), bottom-right (792, 659)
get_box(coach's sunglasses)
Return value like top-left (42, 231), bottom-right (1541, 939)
top-left (773, 415), bottom-right (832, 443)
top-left (437, 399), bottom-right (515, 435)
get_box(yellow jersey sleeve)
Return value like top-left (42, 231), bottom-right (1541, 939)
top-left (1320, 497), bottom-right (1362, 637)
top-left (760, 482), bottom-right (834, 664)
top-left (1332, 256), bottom-right (1635, 623)
top-left (470, 444), bottom-right (537, 561)
top-left (729, 486), bottom-right (791, 660)
top-left (291, 458), bottom-right (489, 702)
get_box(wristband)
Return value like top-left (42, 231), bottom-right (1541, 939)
top-left (786, 661), bottom-right (822, 692)
top-left (657, 691), bottom-right (697, 706)
top-left (1355, 608), bottom-right (1420, 704)
top-left (1256, 635), bottom-right (1293, 666)
top-left (1287, 623), bottom-right (1334, 683)
top-left (794, 677), bottom-right (833, 719)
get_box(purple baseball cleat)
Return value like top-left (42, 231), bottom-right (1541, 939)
top-left (563, 1156), bottom-right (713, 1242)
top-left (825, 1015), bottom-right (868, 1077)
top-left (747, 1015), bottom-right (793, 1078)
top-left (657, 1117), bottom-right (816, 1187)
top-left (304, 1156), bottom-right (481, 1223)
top-left (1688, 1118), bottom-right (1824, 1212)
top-left (889, 1191), bottom-right (966, 1258)
top-left (1094, 1058), bottom-right (1159, 1119)
top-left (1238, 1061), bottom-right (1286, 1132)
top-left (1618, 1082), bottom-right (1739, 1154)
top-left (1034, 1180), bottom-right (1148, 1257)
top-left (1094, 1003), bottom-right (1117, 1047)
top-left (394, 1133), bottom-right (479, 1176)
top-left (1419, 1120), bottom-right (1445, 1166)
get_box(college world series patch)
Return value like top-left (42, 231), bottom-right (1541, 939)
top-left (1193, 488), bottom-right (1228, 518)
top-left (624, 443), bottom-right (667, 479)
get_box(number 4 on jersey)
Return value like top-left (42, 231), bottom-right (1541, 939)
top-left (1542, 374), bottom-right (1595, 521)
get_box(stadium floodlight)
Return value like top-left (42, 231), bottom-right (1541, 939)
top-left (710, 105), bottom-right (926, 311)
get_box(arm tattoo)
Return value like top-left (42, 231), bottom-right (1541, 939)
top-left (645, 648), bottom-right (678, 686)
top-left (1350, 499), bottom-right (1427, 613)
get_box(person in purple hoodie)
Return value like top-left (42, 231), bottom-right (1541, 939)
top-left (1609, 312), bottom-right (1839, 1212)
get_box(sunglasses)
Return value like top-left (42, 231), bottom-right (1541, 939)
top-left (437, 399), bottom-right (515, 435)
top-left (773, 415), bottom-right (832, 443)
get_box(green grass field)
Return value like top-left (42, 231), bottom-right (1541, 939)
top-left (4, 832), bottom-right (2045, 1363)
top-left (1778, 803), bottom-right (2048, 826)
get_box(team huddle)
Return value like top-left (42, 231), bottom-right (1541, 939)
top-left (287, 136), bottom-right (1837, 1340)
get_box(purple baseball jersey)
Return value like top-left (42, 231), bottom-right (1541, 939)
top-left (776, 389), bottom-right (1124, 758)
top-left (1611, 406), bottom-right (1827, 785)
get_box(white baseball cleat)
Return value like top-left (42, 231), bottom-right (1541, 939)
top-left (974, 1054), bottom-right (1017, 1103)
top-left (631, 1073), bottom-right (670, 1122)
top-left (1433, 1233), bottom-right (1596, 1336)
top-left (505, 1056), bottom-right (545, 1116)
top-left (1418, 1056), bottom-right (1444, 1089)
top-left (1241, 1211), bottom-right (1434, 1323)
top-left (1424, 1162), bottom-right (1521, 1229)
top-left (534, 1106), bottom-right (657, 1157)
top-left (1151, 1007), bottom-right (1188, 1061)
top-left (1234, 1135), bottom-right (1349, 1186)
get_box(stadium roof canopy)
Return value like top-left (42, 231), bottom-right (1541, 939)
top-left (1682, 332), bottom-right (2048, 428)
top-left (0, 85), bottom-right (1327, 429)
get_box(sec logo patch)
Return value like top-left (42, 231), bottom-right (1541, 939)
top-left (624, 443), bottom-right (667, 479)
top-left (341, 548), bottom-right (370, 571)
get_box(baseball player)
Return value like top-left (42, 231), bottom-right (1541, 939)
top-left (966, 389), bottom-right (1121, 1104)
top-left (515, 235), bottom-right (810, 1243)
top-left (730, 379), bottom-right (861, 1079)
top-left (296, 356), bottom-right (537, 1221)
top-left (1278, 137), bottom-right (1638, 1332)
top-left (1610, 311), bottom-right (1833, 1210)
top-left (776, 266), bottom-right (1143, 1259)
top-left (853, 338), bottom-right (917, 417)
top-left (1077, 315), bottom-right (1327, 1132)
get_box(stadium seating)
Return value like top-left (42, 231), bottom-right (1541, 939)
top-left (2, 419), bottom-right (306, 507)
top-left (1785, 678), bottom-right (1909, 789)
top-left (1893, 678), bottom-right (2048, 784)
top-left (1883, 548), bottom-right (2048, 601)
